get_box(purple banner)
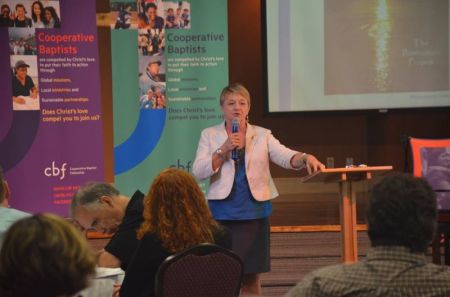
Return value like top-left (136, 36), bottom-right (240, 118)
top-left (0, 0), bottom-right (104, 216)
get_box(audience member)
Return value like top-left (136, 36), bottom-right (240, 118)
top-left (0, 213), bottom-right (96, 297)
top-left (0, 165), bottom-right (29, 248)
top-left (285, 173), bottom-right (450, 297)
top-left (71, 182), bottom-right (145, 271)
top-left (119, 168), bottom-right (232, 297)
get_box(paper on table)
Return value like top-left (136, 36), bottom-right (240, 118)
top-left (12, 96), bottom-right (40, 111)
top-left (75, 267), bottom-right (125, 297)
top-left (95, 267), bottom-right (124, 280)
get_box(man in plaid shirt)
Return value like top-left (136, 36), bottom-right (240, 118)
top-left (286, 173), bottom-right (450, 297)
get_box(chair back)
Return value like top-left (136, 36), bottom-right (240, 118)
top-left (155, 243), bottom-right (243, 297)
top-left (409, 137), bottom-right (450, 209)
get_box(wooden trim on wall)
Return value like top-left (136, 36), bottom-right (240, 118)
top-left (271, 225), bottom-right (368, 233)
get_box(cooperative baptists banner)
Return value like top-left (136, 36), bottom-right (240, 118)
top-left (0, 0), bottom-right (104, 215)
top-left (110, 0), bottom-right (228, 194)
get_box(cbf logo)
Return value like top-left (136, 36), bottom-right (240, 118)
top-left (44, 162), bottom-right (67, 180)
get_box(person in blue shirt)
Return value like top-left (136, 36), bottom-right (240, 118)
top-left (0, 165), bottom-right (30, 249)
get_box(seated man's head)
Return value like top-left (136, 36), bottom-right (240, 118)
top-left (0, 213), bottom-right (96, 297)
top-left (367, 173), bottom-right (437, 253)
top-left (71, 182), bottom-right (126, 234)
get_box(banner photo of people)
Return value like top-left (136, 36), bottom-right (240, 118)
top-left (0, 0), bottom-right (104, 215)
top-left (110, 0), bottom-right (229, 195)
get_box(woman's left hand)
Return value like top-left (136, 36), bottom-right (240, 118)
top-left (292, 153), bottom-right (325, 174)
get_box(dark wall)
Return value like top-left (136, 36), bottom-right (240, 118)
top-left (228, 0), bottom-right (450, 177)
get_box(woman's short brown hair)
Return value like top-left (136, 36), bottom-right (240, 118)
top-left (219, 83), bottom-right (251, 107)
top-left (0, 214), bottom-right (96, 297)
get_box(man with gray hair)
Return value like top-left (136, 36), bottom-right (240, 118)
top-left (71, 182), bottom-right (144, 271)
top-left (0, 165), bottom-right (29, 247)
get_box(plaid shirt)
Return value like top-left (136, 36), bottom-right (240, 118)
top-left (285, 246), bottom-right (450, 297)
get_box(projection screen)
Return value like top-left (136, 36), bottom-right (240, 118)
top-left (263, 0), bottom-right (450, 112)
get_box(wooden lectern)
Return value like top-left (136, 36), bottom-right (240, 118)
top-left (300, 166), bottom-right (392, 263)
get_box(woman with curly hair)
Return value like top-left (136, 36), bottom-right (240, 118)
top-left (119, 168), bottom-right (231, 297)
top-left (0, 213), bottom-right (96, 297)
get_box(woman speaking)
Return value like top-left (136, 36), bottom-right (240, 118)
top-left (193, 83), bottom-right (324, 296)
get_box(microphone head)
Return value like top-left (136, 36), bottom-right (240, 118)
top-left (232, 118), bottom-right (239, 133)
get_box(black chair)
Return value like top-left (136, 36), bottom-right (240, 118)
top-left (408, 137), bottom-right (450, 264)
top-left (155, 243), bottom-right (243, 297)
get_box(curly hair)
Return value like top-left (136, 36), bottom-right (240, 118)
top-left (367, 173), bottom-right (437, 253)
top-left (0, 214), bottom-right (96, 297)
top-left (137, 168), bottom-right (220, 253)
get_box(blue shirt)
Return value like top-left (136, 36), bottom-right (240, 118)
top-left (209, 157), bottom-right (272, 220)
top-left (0, 207), bottom-right (30, 248)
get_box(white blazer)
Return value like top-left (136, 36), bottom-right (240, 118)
top-left (192, 122), bottom-right (301, 201)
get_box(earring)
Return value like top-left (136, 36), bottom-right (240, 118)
top-left (246, 114), bottom-right (249, 122)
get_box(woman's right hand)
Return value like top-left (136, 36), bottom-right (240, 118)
top-left (223, 132), bottom-right (244, 153)
top-left (222, 136), bottom-right (236, 154)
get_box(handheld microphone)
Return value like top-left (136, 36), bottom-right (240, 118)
top-left (231, 118), bottom-right (239, 161)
